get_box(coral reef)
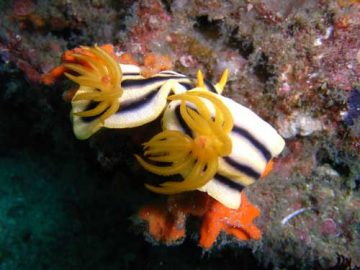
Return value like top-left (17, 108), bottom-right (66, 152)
top-left (0, 0), bottom-right (359, 269)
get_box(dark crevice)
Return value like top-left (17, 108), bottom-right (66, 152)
top-left (316, 148), bottom-right (351, 178)
top-left (252, 52), bottom-right (276, 84)
top-left (194, 15), bottom-right (222, 41)
top-left (354, 176), bottom-right (360, 191)
top-left (110, 0), bottom-right (133, 10)
top-left (50, 27), bottom-right (83, 41)
top-left (160, 0), bottom-right (172, 14)
top-left (286, 21), bottom-right (302, 37)
top-left (323, 10), bottom-right (336, 27)
top-left (226, 28), bottom-right (254, 59)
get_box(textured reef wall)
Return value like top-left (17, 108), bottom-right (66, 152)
top-left (0, 0), bottom-right (359, 269)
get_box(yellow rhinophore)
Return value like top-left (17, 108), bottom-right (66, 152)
top-left (64, 45), bottom-right (123, 123)
top-left (135, 90), bottom-right (234, 194)
top-left (214, 69), bottom-right (228, 94)
top-left (192, 69), bottom-right (228, 94)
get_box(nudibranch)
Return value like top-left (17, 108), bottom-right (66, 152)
top-left (45, 44), bottom-right (288, 249)
top-left (64, 46), bottom-right (223, 140)
top-left (136, 86), bottom-right (285, 209)
top-left (62, 45), bottom-right (285, 209)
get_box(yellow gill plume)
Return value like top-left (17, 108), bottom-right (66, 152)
top-left (135, 90), bottom-right (234, 194)
top-left (64, 45), bottom-right (123, 123)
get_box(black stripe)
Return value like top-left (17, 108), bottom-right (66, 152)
top-left (142, 157), bottom-right (195, 186)
top-left (118, 88), bottom-right (159, 112)
top-left (232, 126), bottom-right (272, 161)
top-left (174, 105), bottom-right (192, 136)
top-left (179, 82), bottom-right (194, 90)
top-left (144, 173), bottom-right (184, 186)
top-left (214, 174), bottom-right (244, 191)
top-left (122, 75), bottom-right (186, 89)
top-left (204, 79), bottom-right (217, 93)
top-left (80, 101), bottom-right (107, 123)
top-left (122, 72), bottom-right (140, 76)
top-left (223, 157), bottom-right (261, 179)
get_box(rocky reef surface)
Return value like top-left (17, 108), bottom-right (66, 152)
top-left (0, 0), bottom-right (359, 269)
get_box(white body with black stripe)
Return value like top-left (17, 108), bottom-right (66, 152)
top-left (162, 95), bottom-right (285, 209)
top-left (72, 64), bottom-right (217, 139)
top-left (72, 63), bottom-right (285, 209)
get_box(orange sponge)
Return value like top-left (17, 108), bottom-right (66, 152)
top-left (199, 192), bottom-right (261, 249)
top-left (138, 191), bottom-right (261, 248)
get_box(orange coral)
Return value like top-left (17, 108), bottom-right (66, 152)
top-left (118, 53), bottom-right (139, 65)
top-left (337, 0), bottom-right (360, 7)
top-left (41, 65), bottom-right (66, 85)
top-left (141, 53), bottom-right (173, 77)
top-left (41, 44), bottom-right (118, 85)
top-left (138, 192), bottom-right (210, 244)
top-left (260, 160), bottom-right (274, 179)
top-left (138, 204), bottom-right (186, 244)
top-left (137, 191), bottom-right (261, 248)
top-left (41, 45), bottom-right (172, 84)
top-left (199, 192), bottom-right (261, 249)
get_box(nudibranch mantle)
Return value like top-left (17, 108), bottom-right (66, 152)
top-left (71, 63), bottom-right (197, 139)
top-left (141, 91), bottom-right (285, 209)
top-left (67, 46), bottom-right (217, 140)
top-left (64, 45), bottom-right (285, 210)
